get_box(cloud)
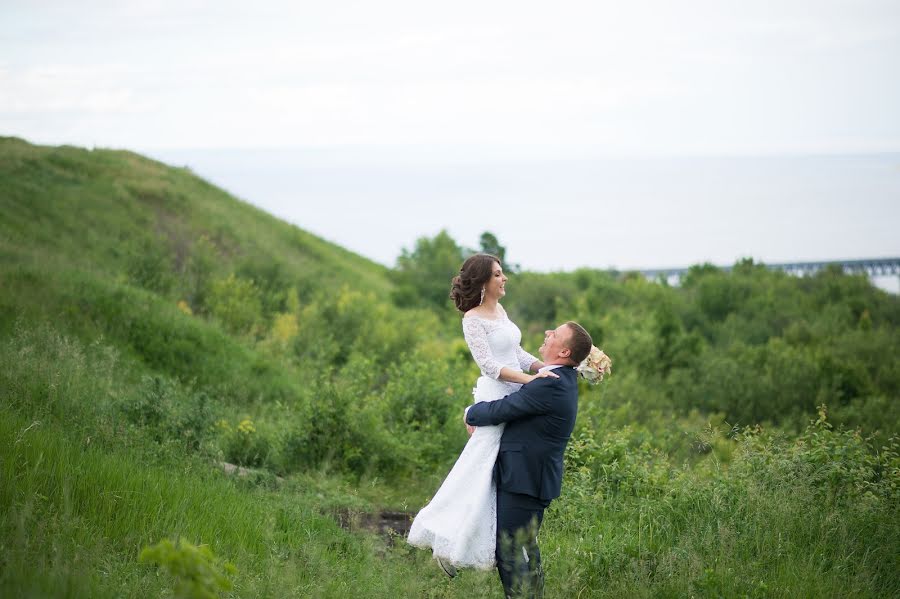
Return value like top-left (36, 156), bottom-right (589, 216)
top-left (1, 0), bottom-right (898, 153)
top-left (0, 63), bottom-right (151, 114)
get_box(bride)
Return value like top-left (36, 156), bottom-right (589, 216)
top-left (407, 253), bottom-right (557, 573)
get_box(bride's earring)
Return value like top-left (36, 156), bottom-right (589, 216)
top-left (479, 287), bottom-right (485, 306)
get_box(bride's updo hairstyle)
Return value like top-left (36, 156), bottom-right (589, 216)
top-left (450, 253), bottom-right (500, 312)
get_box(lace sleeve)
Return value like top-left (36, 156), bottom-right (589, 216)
top-left (462, 317), bottom-right (502, 379)
top-left (516, 345), bottom-right (540, 372)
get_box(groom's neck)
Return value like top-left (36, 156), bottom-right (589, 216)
top-left (545, 359), bottom-right (574, 367)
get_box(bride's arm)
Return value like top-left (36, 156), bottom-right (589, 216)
top-left (463, 318), bottom-right (555, 384)
top-left (498, 367), bottom-right (556, 384)
top-left (516, 345), bottom-right (544, 373)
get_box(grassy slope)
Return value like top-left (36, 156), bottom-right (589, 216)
top-left (0, 137), bottom-right (425, 597)
top-left (0, 135), bottom-right (398, 405)
top-left (0, 136), bottom-right (390, 296)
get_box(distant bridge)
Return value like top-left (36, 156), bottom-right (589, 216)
top-left (639, 257), bottom-right (900, 282)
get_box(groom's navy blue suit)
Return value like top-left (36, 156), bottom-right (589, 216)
top-left (465, 366), bottom-right (579, 598)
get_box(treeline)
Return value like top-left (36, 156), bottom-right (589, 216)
top-left (393, 231), bottom-right (900, 439)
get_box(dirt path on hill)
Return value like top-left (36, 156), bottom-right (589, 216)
top-left (219, 461), bottom-right (415, 540)
top-left (335, 509), bottom-right (414, 540)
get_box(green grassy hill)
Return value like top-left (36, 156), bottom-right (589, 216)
top-left (0, 136), bottom-right (410, 410)
top-left (1, 137), bottom-right (898, 598)
top-left (0, 136), bottom-right (391, 294)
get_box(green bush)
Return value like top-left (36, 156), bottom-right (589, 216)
top-left (206, 274), bottom-right (263, 336)
top-left (215, 417), bottom-right (273, 469)
top-left (392, 229), bottom-right (464, 311)
top-left (122, 375), bottom-right (215, 451)
top-left (139, 537), bottom-right (236, 599)
top-left (126, 235), bottom-right (176, 294)
top-left (278, 376), bottom-right (413, 477)
top-left (182, 234), bottom-right (219, 311)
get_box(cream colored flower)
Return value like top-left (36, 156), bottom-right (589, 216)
top-left (577, 346), bottom-right (612, 384)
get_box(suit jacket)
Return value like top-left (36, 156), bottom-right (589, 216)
top-left (465, 367), bottom-right (578, 501)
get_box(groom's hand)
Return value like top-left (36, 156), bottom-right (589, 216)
top-left (464, 407), bottom-right (475, 436)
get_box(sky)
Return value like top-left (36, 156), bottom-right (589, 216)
top-left (2, 1), bottom-right (899, 288)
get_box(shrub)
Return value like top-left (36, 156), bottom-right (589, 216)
top-left (183, 234), bottom-right (219, 311)
top-left (216, 417), bottom-right (272, 468)
top-left (278, 378), bottom-right (411, 477)
top-left (126, 236), bottom-right (175, 294)
top-left (139, 537), bottom-right (235, 599)
top-left (121, 375), bottom-right (215, 451)
top-left (206, 274), bottom-right (262, 336)
top-left (392, 229), bottom-right (465, 311)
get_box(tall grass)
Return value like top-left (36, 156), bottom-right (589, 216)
top-left (0, 324), bottom-right (481, 597)
top-left (2, 321), bottom-right (897, 597)
top-left (544, 440), bottom-right (899, 597)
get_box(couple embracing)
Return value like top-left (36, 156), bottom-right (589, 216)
top-left (408, 253), bottom-right (609, 598)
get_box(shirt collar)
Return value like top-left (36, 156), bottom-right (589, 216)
top-left (539, 364), bottom-right (567, 372)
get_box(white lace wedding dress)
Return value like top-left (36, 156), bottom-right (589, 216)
top-left (407, 306), bottom-right (539, 569)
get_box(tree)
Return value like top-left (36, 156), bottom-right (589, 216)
top-left (393, 230), bottom-right (465, 311)
top-left (479, 232), bottom-right (505, 262)
top-left (480, 231), bottom-right (519, 273)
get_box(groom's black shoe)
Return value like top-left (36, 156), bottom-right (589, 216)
top-left (436, 557), bottom-right (457, 578)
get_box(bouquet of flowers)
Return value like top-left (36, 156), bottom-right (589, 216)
top-left (576, 346), bottom-right (612, 384)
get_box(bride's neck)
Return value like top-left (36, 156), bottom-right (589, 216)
top-left (481, 297), bottom-right (500, 311)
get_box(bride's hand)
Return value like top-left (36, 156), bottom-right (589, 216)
top-left (528, 370), bottom-right (559, 383)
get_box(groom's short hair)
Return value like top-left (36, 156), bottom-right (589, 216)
top-left (564, 321), bottom-right (593, 365)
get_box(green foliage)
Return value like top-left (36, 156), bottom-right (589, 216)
top-left (380, 350), bottom-right (470, 467)
top-left (500, 257), bottom-right (899, 437)
top-left (2, 407), bottom-right (443, 599)
top-left (183, 234), bottom-right (218, 310)
top-left (281, 379), bottom-right (406, 477)
top-left (549, 415), bottom-right (900, 597)
top-left (505, 271), bottom-right (577, 327)
top-left (392, 229), bottom-right (464, 310)
top-left (478, 231), bottom-right (504, 261)
top-left (215, 417), bottom-right (272, 468)
top-left (126, 234), bottom-right (176, 294)
top-left (479, 230), bottom-right (520, 272)
top-left (566, 413), bottom-right (679, 499)
top-left (206, 273), bottom-right (263, 336)
top-left (122, 375), bottom-right (214, 451)
top-left (736, 404), bottom-right (900, 504)
top-left (139, 537), bottom-right (236, 599)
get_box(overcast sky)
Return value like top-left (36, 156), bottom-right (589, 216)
top-left (2, 1), bottom-right (899, 287)
top-left (4, 0), bottom-right (900, 154)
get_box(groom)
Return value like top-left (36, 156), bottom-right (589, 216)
top-left (465, 321), bottom-right (592, 598)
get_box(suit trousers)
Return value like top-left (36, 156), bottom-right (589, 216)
top-left (496, 490), bottom-right (551, 599)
